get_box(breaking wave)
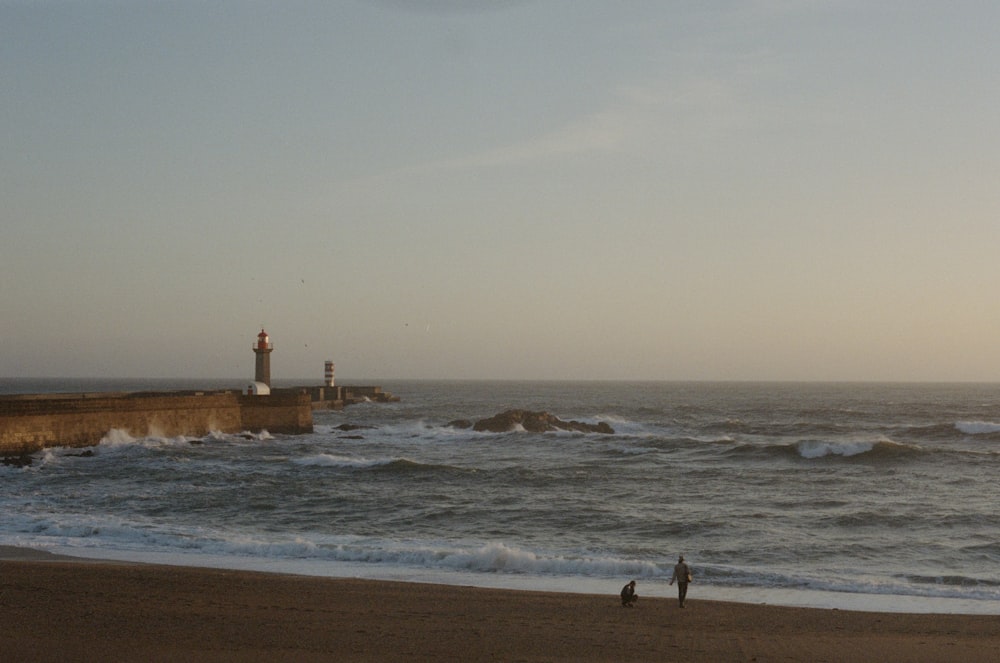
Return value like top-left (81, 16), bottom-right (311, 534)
top-left (292, 454), bottom-right (466, 474)
top-left (955, 421), bottom-right (1000, 436)
top-left (794, 438), bottom-right (921, 459)
top-left (292, 454), bottom-right (396, 469)
top-left (727, 437), bottom-right (925, 461)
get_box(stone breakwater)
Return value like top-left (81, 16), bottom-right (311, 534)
top-left (0, 390), bottom-right (312, 460)
top-left (0, 383), bottom-right (401, 462)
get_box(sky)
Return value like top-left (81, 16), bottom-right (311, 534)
top-left (3, 1), bottom-right (1000, 382)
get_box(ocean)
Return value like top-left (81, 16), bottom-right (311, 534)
top-left (2, 379), bottom-right (999, 614)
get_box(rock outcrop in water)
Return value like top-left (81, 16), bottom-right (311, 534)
top-left (470, 409), bottom-right (614, 434)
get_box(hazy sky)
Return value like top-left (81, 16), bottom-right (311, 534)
top-left (3, 1), bottom-right (999, 382)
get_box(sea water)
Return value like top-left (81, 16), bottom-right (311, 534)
top-left (2, 379), bottom-right (999, 614)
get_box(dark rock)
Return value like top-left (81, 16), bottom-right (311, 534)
top-left (472, 409), bottom-right (614, 434)
top-left (336, 424), bottom-right (375, 432)
top-left (447, 419), bottom-right (473, 429)
top-left (2, 454), bottom-right (33, 467)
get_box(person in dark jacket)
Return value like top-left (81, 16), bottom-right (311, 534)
top-left (620, 580), bottom-right (638, 607)
top-left (669, 556), bottom-right (691, 607)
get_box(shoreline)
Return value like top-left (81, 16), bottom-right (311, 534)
top-left (2, 553), bottom-right (999, 662)
top-left (4, 545), bottom-right (997, 616)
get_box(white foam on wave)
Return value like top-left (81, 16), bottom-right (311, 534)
top-left (436, 541), bottom-right (662, 578)
top-left (1, 514), bottom-right (662, 581)
top-left (9, 513), bottom-right (660, 581)
top-left (795, 437), bottom-right (921, 459)
top-left (292, 454), bottom-right (396, 469)
top-left (796, 439), bottom-right (874, 458)
top-left (311, 538), bottom-right (663, 580)
top-left (956, 421), bottom-right (1000, 435)
top-left (87, 429), bottom-right (196, 454)
top-left (0, 510), bottom-right (182, 552)
top-left (99, 428), bottom-right (139, 447)
top-left (209, 429), bottom-right (273, 441)
top-left (31, 428), bottom-right (273, 462)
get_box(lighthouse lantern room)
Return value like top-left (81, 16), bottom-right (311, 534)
top-left (253, 329), bottom-right (273, 387)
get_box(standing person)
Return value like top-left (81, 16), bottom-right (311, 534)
top-left (620, 580), bottom-right (638, 607)
top-left (668, 555), bottom-right (691, 607)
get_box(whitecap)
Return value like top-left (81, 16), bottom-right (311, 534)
top-left (292, 454), bottom-right (394, 469)
top-left (313, 539), bottom-right (663, 579)
top-left (98, 428), bottom-right (139, 447)
top-left (955, 421), bottom-right (1000, 435)
top-left (796, 439), bottom-right (876, 459)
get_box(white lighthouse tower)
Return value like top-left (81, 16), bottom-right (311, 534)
top-left (253, 329), bottom-right (273, 387)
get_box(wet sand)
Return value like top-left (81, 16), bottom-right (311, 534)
top-left (2, 552), bottom-right (998, 662)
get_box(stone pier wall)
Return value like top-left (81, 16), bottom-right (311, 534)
top-left (239, 392), bottom-right (314, 434)
top-left (0, 391), bottom-right (313, 457)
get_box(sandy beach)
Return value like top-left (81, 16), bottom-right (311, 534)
top-left (1, 550), bottom-right (997, 662)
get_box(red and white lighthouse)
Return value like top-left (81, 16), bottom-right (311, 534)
top-left (253, 329), bottom-right (273, 387)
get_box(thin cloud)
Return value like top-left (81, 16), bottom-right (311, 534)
top-left (435, 75), bottom-right (759, 173)
top-left (334, 101), bottom-right (636, 188)
top-left (438, 109), bottom-right (628, 170)
top-left (337, 73), bottom-right (754, 191)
